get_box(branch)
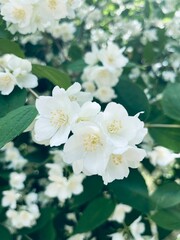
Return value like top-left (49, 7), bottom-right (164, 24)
top-left (145, 124), bottom-right (180, 128)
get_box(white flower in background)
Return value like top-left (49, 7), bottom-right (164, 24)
top-left (1, 1), bottom-right (33, 29)
top-left (110, 232), bottom-right (125, 240)
top-left (129, 217), bottom-right (145, 240)
top-left (91, 28), bottom-right (109, 43)
top-left (50, 150), bottom-right (66, 167)
top-left (3, 142), bottom-right (27, 170)
top-left (68, 233), bottom-right (89, 240)
top-left (110, 203), bottom-right (132, 223)
top-left (67, 174), bottom-right (84, 196)
top-left (90, 66), bottom-right (120, 88)
top-left (97, 102), bottom-right (147, 147)
top-left (42, 0), bottom-right (67, 20)
top-left (46, 163), bottom-right (63, 177)
top-left (48, 22), bottom-right (76, 41)
top-left (162, 71), bottom-right (176, 83)
top-left (85, 8), bottom-right (102, 29)
top-left (98, 42), bottom-right (128, 71)
top-left (129, 67), bottom-right (141, 80)
top-left (102, 147), bottom-right (146, 184)
top-left (45, 175), bottom-right (70, 202)
top-left (9, 172), bottom-right (26, 190)
top-left (141, 29), bottom-right (158, 45)
top-left (149, 146), bottom-right (180, 167)
top-left (34, 85), bottom-right (80, 147)
top-left (66, 0), bottom-right (82, 18)
top-left (25, 192), bottom-right (38, 206)
top-left (82, 81), bottom-right (96, 93)
top-left (0, 71), bottom-right (16, 95)
top-left (0, 54), bottom-right (38, 95)
top-left (63, 123), bottom-right (111, 175)
top-left (6, 204), bottom-right (40, 229)
top-left (94, 86), bottom-right (117, 103)
top-left (84, 44), bottom-right (99, 66)
top-left (2, 189), bottom-right (20, 209)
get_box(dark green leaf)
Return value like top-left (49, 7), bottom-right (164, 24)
top-left (108, 170), bottom-right (149, 213)
top-left (115, 80), bottom-right (150, 121)
top-left (0, 106), bottom-right (37, 149)
top-left (0, 88), bottom-right (27, 118)
top-left (67, 59), bottom-right (86, 73)
top-left (144, 0), bottom-right (151, 18)
top-left (162, 83), bottom-right (180, 121)
top-left (143, 42), bottom-right (156, 64)
top-left (151, 205), bottom-right (180, 230)
top-left (0, 39), bottom-right (24, 58)
top-left (68, 44), bottom-right (83, 61)
top-left (150, 182), bottom-right (180, 210)
top-left (74, 197), bottom-right (115, 234)
top-left (0, 225), bottom-right (12, 240)
top-left (71, 176), bottom-right (103, 209)
top-left (32, 64), bottom-right (71, 89)
top-left (149, 127), bottom-right (180, 152)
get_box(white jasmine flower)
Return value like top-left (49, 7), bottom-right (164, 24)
top-left (97, 102), bottom-right (147, 147)
top-left (34, 86), bottom-right (80, 147)
top-left (102, 147), bottom-right (146, 184)
top-left (94, 86), bottom-right (117, 103)
top-left (2, 190), bottom-right (20, 209)
top-left (82, 81), bottom-right (96, 93)
top-left (63, 123), bottom-right (111, 175)
top-left (110, 232), bottom-right (125, 240)
top-left (9, 172), bottom-right (26, 190)
top-left (66, 82), bottom-right (93, 106)
top-left (77, 101), bottom-right (101, 123)
top-left (110, 204), bottom-right (132, 223)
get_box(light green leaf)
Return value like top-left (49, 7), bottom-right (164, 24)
top-left (0, 39), bottom-right (24, 58)
top-left (0, 88), bottom-right (27, 118)
top-left (115, 80), bottom-right (150, 121)
top-left (32, 64), bottom-right (71, 89)
top-left (108, 170), bottom-right (149, 213)
top-left (0, 225), bottom-right (12, 240)
top-left (150, 182), bottom-right (180, 210)
top-left (0, 105), bottom-right (37, 149)
top-left (162, 83), bottom-right (180, 121)
top-left (74, 197), bottom-right (115, 234)
top-left (151, 205), bottom-right (180, 230)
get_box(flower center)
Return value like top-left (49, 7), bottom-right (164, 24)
top-left (48, 0), bottom-right (57, 10)
top-left (0, 74), bottom-right (12, 86)
top-left (50, 110), bottom-right (68, 128)
top-left (83, 133), bottom-right (102, 152)
top-left (111, 154), bottom-right (122, 165)
top-left (107, 120), bottom-right (122, 134)
top-left (13, 8), bottom-right (26, 21)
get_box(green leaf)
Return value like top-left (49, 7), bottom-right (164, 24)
top-left (162, 83), bottom-right (180, 121)
top-left (108, 170), bottom-right (149, 213)
top-left (0, 39), bottom-right (24, 58)
top-left (71, 176), bottom-right (103, 209)
top-left (67, 59), bottom-right (86, 73)
top-left (68, 44), bottom-right (83, 61)
top-left (143, 42), bottom-right (156, 64)
top-left (151, 205), bottom-right (180, 230)
top-left (0, 17), bottom-right (12, 39)
top-left (32, 221), bottom-right (56, 240)
top-left (115, 80), bottom-right (150, 121)
top-left (150, 182), bottom-right (180, 210)
top-left (32, 64), bottom-right (71, 89)
top-left (0, 225), bottom-right (12, 240)
top-left (0, 105), bottom-right (37, 149)
top-left (0, 88), bottom-right (27, 118)
top-left (144, 0), bottom-right (151, 18)
top-left (149, 127), bottom-right (180, 152)
top-left (74, 197), bottom-right (115, 234)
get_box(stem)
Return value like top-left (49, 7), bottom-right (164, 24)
top-left (28, 88), bottom-right (39, 98)
top-left (145, 124), bottom-right (180, 128)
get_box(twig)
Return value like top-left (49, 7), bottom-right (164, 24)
top-left (145, 124), bottom-right (180, 128)
top-left (28, 88), bottom-right (39, 98)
